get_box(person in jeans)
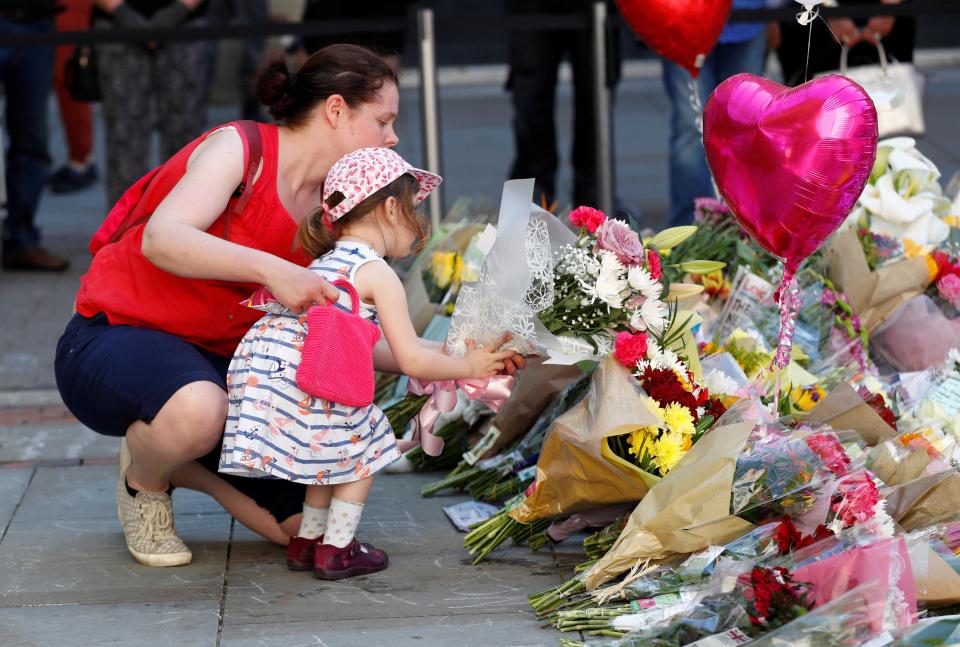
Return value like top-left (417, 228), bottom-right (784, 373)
top-left (662, 0), bottom-right (769, 227)
top-left (0, 1), bottom-right (70, 271)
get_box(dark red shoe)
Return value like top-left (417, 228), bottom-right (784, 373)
top-left (287, 535), bottom-right (321, 571)
top-left (314, 539), bottom-right (389, 580)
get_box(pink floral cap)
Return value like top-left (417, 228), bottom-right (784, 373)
top-left (323, 147), bottom-right (442, 221)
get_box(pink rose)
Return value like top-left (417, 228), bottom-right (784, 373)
top-left (647, 249), bottom-right (662, 281)
top-left (569, 206), bottom-right (607, 233)
top-left (614, 331), bottom-right (648, 369)
top-left (596, 219), bottom-right (644, 265)
top-left (938, 273), bottom-right (960, 308)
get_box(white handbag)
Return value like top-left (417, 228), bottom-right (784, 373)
top-left (834, 41), bottom-right (926, 138)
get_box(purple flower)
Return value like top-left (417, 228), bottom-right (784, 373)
top-left (596, 219), bottom-right (645, 266)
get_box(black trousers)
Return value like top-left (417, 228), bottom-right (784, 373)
top-left (507, 0), bottom-right (620, 208)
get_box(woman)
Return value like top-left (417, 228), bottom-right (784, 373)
top-left (55, 44), bottom-right (460, 568)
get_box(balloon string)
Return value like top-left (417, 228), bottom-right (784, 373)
top-left (771, 269), bottom-right (801, 370)
top-left (688, 74), bottom-right (719, 199)
top-left (804, 15), bottom-right (813, 82)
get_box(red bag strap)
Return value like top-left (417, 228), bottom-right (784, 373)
top-left (103, 120), bottom-right (262, 246)
top-left (223, 119), bottom-right (262, 241)
top-left (329, 279), bottom-right (362, 315)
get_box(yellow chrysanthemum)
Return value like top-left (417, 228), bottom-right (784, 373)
top-left (662, 402), bottom-right (695, 436)
top-left (430, 252), bottom-right (456, 289)
top-left (944, 215), bottom-right (959, 228)
top-left (652, 432), bottom-right (685, 474)
top-left (789, 384), bottom-right (825, 412)
top-left (627, 428), bottom-right (655, 459)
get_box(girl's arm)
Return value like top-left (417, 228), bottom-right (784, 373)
top-left (140, 127), bottom-right (337, 312)
top-left (373, 338), bottom-right (442, 373)
top-left (359, 262), bottom-right (513, 381)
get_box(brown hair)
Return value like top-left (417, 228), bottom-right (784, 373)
top-left (298, 174), bottom-right (430, 259)
top-left (254, 44), bottom-right (398, 127)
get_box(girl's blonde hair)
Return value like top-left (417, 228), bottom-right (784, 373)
top-left (298, 173), bottom-right (429, 259)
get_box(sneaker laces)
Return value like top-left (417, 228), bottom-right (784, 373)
top-left (140, 498), bottom-right (175, 543)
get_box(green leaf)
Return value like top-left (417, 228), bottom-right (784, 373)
top-left (677, 260), bottom-right (726, 274)
top-left (647, 226), bottom-right (697, 251)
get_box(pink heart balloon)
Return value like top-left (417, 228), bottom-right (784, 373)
top-left (703, 74), bottom-right (878, 273)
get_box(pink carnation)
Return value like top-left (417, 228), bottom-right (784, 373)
top-left (647, 249), bottom-right (662, 281)
top-left (569, 206), bottom-right (607, 234)
top-left (597, 219), bottom-right (645, 265)
top-left (614, 331), bottom-right (649, 369)
top-left (804, 433), bottom-right (850, 477)
top-left (938, 273), bottom-right (960, 308)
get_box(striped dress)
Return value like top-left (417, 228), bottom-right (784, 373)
top-left (219, 241), bottom-right (401, 485)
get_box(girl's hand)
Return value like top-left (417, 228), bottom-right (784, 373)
top-left (265, 262), bottom-right (340, 313)
top-left (463, 339), bottom-right (516, 379)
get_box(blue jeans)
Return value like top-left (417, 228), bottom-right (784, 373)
top-left (0, 18), bottom-right (54, 254)
top-left (663, 31), bottom-right (766, 226)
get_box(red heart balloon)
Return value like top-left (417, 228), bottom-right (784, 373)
top-left (615, 0), bottom-right (731, 78)
top-left (704, 74), bottom-right (878, 273)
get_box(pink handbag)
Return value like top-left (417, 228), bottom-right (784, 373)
top-left (296, 279), bottom-right (381, 407)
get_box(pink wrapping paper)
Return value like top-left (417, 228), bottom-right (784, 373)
top-left (794, 537), bottom-right (917, 632)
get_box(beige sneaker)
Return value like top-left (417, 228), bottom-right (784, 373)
top-left (116, 471), bottom-right (192, 567)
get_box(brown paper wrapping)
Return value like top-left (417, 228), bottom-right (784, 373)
top-left (825, 228), bottom-right (929, 333)
top-left (867, 443), bottom-right (933, 486)
top-left (912, 546), bottom-right (960, 607)
top-left (507, 357), bottom-right (660, 525)
top-left (804, 383), bottom-right (897, 446)
top-left (882, 470), bottom-right (959, 528)
top-left (584, 421), bottom-right (756, 590)
top-left (480, 358), bottom-right (584, 460)
top-left (898, 473), bottom-right (960, 532)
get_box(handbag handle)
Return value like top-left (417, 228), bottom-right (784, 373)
top-left (840, 40), bottom-right (889, 75)
top-left (327, 278), bottom-right (362, 315)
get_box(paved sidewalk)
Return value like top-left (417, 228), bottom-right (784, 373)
top-left (0, 422), bottom-right (584, 647)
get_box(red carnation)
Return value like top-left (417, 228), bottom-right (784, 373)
top-left (569, 206), bottom-right (607, 234)
top-left (646, 249), bottom-right (662, 280)
top-left (614, 331), bottom-right (648, 369)
top-left (857, 386), bottom-right (897, 430)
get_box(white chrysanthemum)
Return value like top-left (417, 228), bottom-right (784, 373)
top-left (947, 347), bottom-right (960, 375)
top-left (595, 250), bottom-right (627, 308)
top-left (637, 298), bottom-right (669, 334)
top-left (704, 369), bottom-right (739, 397)
top-left (627, 265), bottom-right (662, 300)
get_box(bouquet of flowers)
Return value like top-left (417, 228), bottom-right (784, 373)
top-left (848, 137), bottom-right (954, 251)
top-left (445, 179), bottom-right (711, 364)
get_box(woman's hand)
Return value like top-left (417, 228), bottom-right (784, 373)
top-left (861, 16), bottom-right (895, 45)
top-left (264, 261), bottom-right (340, 313)
top-left (829, 18), bottom-right (862, 47)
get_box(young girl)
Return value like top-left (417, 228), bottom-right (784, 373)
top-left (219, 147), bottom-right (513, 580)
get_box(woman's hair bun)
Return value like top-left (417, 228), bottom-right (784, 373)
top-left (254, 54), bottom-right (298, 121)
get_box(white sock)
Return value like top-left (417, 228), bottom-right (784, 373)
top-left (297, 503), bottom-right (329, 540)
top-left (324, 497), bottom-right (364, 548)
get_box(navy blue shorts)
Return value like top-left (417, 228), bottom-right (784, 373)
top-left (55, 313), bottom-right (304, 523)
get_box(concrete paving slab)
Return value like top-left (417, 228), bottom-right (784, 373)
top-left (0, 600), bottom-right (221, 647)
top-left (0, 423), bottom-right (119, 464)
top-left (0, 513), bottom-right (230, 607)
top-left (220, 611), bottom-right (557, 647)
top-left (223, 548), bottom-right (562, 625)
top-left (12, 464), bottom-right (228, 523)
top-left (0, 469), bottom-right (33, 536)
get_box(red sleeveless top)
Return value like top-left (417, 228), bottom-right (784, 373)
top-left (76, 123), bottom-right (311, 356)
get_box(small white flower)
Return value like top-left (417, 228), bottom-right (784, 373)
top-left (627, 265), bottom-right (662, 301)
